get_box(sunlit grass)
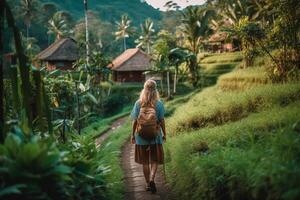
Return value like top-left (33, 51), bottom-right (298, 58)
top-left (165, 101), bottom-right (300, 200)
top-left (167, 83), bottom-right (300, 135)
top-left (201, 52), bottom-right (243, 64)
top-left (218, 67), bottom-right (270, 91)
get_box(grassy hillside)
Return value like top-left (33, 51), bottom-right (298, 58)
top-left (200, 52), bottom-right (243, 87)
top-left (165, 54), bottom-right (300, 200)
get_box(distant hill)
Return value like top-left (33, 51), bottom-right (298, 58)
top-left (41, 0), bottom-right (162, 26)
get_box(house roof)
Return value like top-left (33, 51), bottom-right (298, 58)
top-left (208, 32), bottom-right (228, 43)
top-left (109, 48), bottom-right (151, 71)
top-left (36, 37), bottom-right (79, 61)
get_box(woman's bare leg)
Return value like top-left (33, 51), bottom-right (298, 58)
top-left (143, 164), bottom-right (150, 184)
top-left (150, 162), bottom-right (158, 181)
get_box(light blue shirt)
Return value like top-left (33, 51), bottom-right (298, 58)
top-left (131, 100), bottom-right (165, 145)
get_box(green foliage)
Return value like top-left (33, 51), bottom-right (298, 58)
top-left (135, 18), bottom-right (155, 53)
top-left (179, 6), bottom-right (214, 86)
top-left (40, 0), bottom-right (161, 27)
top-left (81, 107), bottom-right (131, 139)
top-left (225, 17), bottom-right (259, 67)
top-left (0, 131), bottom-right (107, 200)
top-left (100, 84), bottom-right (141, 116)
top-left (47, 11), bottom-right (73, 41)
top-left (97, 120), bottom-right (131, 200)
top-left (115, 14), bottom-right (132, 51)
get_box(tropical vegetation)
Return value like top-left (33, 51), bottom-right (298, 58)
top-left (1, 0), bottom-right (299, 199)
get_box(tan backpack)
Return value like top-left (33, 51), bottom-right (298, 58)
top-left (136, 103), bottom-right (160, 141)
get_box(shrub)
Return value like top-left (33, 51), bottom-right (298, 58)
top-left (0, 129), bottom-right (107, 200)
top-left (100, 84), bottom-right (141, 117)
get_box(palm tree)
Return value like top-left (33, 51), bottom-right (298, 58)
top-left (169, 48), bottom-right (186, 93)
top-left (115, 14), bottom-right (131, 51)
top-left (146, 55), bottom-right (169, 96)
top-left (214, 0), bottom-right (270, 26)
top-left (47, 12), bottom-right (71, 41)
top-left (135, 18), bottom-right (155, 54)
top-left (19, 0), bottom-right (38, 40)
top-left (180, 6), bottom-right (213, 86)
top-left (42, 3), bottom-right (57, 23)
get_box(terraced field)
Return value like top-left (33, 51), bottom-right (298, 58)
top-left (165, 54), bottom-right (300, 200)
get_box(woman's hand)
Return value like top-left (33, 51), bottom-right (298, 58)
top-left (131, 135), bottom-right (136, 144)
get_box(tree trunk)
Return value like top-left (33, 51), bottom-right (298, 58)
top-left (84, 0), bottom-right (90, 67)
top-left (0, 0), bottom-right (4, 143)
top-left (75, 82), bottom-right (81, 135)
top-left (189, 59), bottom-right (199, 87)
top-left (26, 25), bottom-right (29, 41)
top-left (147, 43), bottom-right (150, 54)
top-left (123, 37), bottom-right (126, 51)
top-left (5, 1), bottom-right (32, 129)
top-left (167, 71), bottom-right (170, 98)
top-left (160, 73), bottom-right (164, 94)
top-left (173, 67), bottom-right (177, 94)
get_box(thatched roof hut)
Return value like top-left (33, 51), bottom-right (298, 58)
top-left (36, 37), bottom-right (79, 70)
top-left (109, 48), bottom-right (151, 82)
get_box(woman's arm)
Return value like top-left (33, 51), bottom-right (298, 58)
top-left (131, 120), bottom-right (137, 144)
top-left (159, 119), bottom-right (166, 142)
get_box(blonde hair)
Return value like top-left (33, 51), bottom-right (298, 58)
top-left (139, 79), bottom-right (160, 107)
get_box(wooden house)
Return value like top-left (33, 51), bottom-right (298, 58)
top-left (109, 48), bottom-right (151, 82)
top-left (205, 32), bottom-right (237, 53)
top-left (36, 37), bottom-right (79, 70)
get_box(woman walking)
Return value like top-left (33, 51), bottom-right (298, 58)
top-left (130, 79), bottom-right (166, 194)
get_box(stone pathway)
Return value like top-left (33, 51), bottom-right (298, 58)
top-left (121, 140), bottom-right (175, 200)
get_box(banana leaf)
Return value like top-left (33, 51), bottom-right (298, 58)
top-left (0, 184), bottom-right (26, 197)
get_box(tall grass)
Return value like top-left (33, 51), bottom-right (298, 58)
top-left (81, 106), bottom-right (131, 139)
top-left (167, 83), bottom-right (300, 135)
top-left (165, 102), bottom-right (300, 200)
top-left (201, 52), bottom-right (243, 64)
top-left (218, 67), bottom-right (270, 91)
top-left (201, 63), bottom-right (239, 87)
top-left (97, 119), bottom-right (131, 200)
top-left (164, 53), bottom-right (300, 200)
